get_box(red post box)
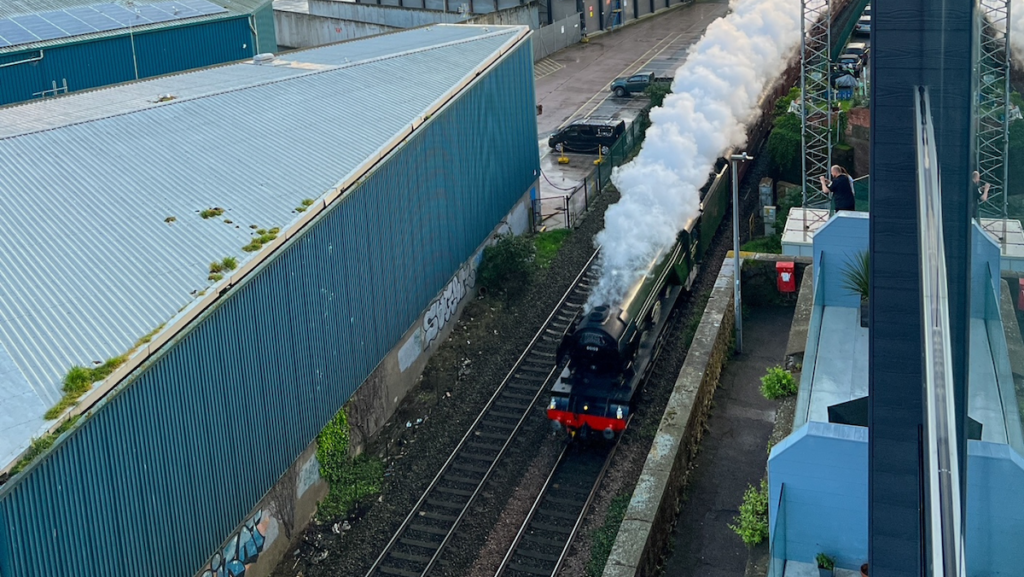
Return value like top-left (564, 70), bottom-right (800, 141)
top-left (777, 261), bottom-right (796, 293)
top-left (1018, 278), bottom-right (1024, 311)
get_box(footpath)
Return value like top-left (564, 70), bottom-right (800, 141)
top-left (662, 306), bottom-right (794, 577)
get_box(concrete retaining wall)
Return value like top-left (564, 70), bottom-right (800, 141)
top-left (275, 9), bottom-right (400, 49)
top-left (602, 258), bottom-right (736, 577)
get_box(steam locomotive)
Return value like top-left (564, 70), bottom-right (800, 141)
top-left (546, 56), bottom-right (801, 441)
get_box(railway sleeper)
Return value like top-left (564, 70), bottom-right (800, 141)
top-left (514, 549), bottom-right (561, 562)
top-left (434, 486), bottom-right (475, 498)
top-left (508, 562), bottom-right (555, 576)
top-left (376, 565), bottom-right (422, 577)
top-left (450, 461), bottom-right (490, 474)
top-left (409, 524), bottom-right (450, 536)
top-left (511, 373), bottom-right (548, 383)
top-left (487, 408), bottom-right (525, 420)
top-left (535, 508), bottom-right (580, 520)
top-left (398, 537), bottom-right (442, 551)
top-left (542, 496), bottom-right (585, 506)
top-left (473, 430), bottom-right (513, 441)
top-left (501, 391), bottom-right (537, 401)
top-left (520, 534), bottom-right (565, 547)
top-left (388, 551), bottom-right (434, 564)
top-left (443, 473), bottom-right (482, 486)
top-left (494, 400), bottom-right (530, 411)
top-left (417, 510), bottom-right (459, 522)
top-left (426, 498), bottom-right (465, 510)
top-left (459, 451), bottom-right (498, 463)
top-left (466, 440), bottom-right (502, 451)
top-left (516, 363), bottom-right (553, 374)
top-left (529, 521), bottom-right (573, 534)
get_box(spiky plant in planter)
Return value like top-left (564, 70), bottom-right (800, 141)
top-left (816, 552), bottom-right (836, 577)
top-left (840, 250), bottom-right (870, 328)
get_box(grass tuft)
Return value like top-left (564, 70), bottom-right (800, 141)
top-left (533, 229), bottom-right (572, 269)
top-left (209, 261), bottom-right (225, 274)
top-left (587, 494), bottom-right (631, 576)
top-left (47, 357), bottom-right (127, 419)
top-left (164, 216), bottom-right (176, 223)
top-left (221, 256), bottom-right (238, 270)
top-left (10, 416), bottom-right (81, 476)
top-left (208, 273), bottom-right (224, 282)
top-left (199, 207), bottom-right (225, 219)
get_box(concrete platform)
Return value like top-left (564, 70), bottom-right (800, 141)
top-left (781, 208), bottom-right (831, 258)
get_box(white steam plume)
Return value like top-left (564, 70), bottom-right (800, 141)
top-left (1010, 0), bottom-right (1024, 63)
top-left (587, 0), bottom-right (802, 309)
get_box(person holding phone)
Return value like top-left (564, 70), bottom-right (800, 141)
top-left (819, 165), bottom-right (856, 212)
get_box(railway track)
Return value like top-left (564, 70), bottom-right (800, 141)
top-left (493, 429), bottom-right (624, 577)
top-left (364, 249), bottom-right (601, 577)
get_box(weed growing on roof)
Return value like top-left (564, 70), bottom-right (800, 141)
top-left (164, 216), bottom-right (177, 223)
top-left (208, 273), bottom-right (224, 282)
top-left (250, 224), bottom-right (259, 229)
top-left (134, 324), bottom-right (166, 348)
top-left (221, 257), bottom-right (238, 270)
top-left (295, 198), bottom-right (315, 213)
top-left (224, 219), bottom-right (233, 225)
top-left (199, 207), bottom-right (225, 219)
top-left (209, 261), bottom-right (225, 274)
top-left (45, 357), bottom-right (127, 419)
top-left (9, 416), bottom-right (81, 477)
top-left (242, 228), bottom-right (279, 252)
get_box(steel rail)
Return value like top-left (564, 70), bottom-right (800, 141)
top-left (364, 248), bottom-right (601, 577)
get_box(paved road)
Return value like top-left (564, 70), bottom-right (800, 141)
top-left (532, 0), bottom-right (729, 228)
top-left (661, 306), bottom-right (794, 577)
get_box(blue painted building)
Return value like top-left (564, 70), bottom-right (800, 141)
top-left (0, 25), bottom-right (538, 576)
top-left (0, 0), bottom-right (277, 107)
top-left (767, 214), bottom-right (1024, 576)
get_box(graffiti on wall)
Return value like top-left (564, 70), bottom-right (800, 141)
top-left (201, 509), bottom-right (275, 577)
top-left (421, 260), bottom-right (477, 350)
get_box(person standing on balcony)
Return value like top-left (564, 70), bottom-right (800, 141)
top-left (820, 165), bottom-right (856, 212)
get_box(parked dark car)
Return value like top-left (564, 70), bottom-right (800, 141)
top-left (609, 72), bottom-right (673, 97)
top-left (548, 118), bottom-right (626, 153)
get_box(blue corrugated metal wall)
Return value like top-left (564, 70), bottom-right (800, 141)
top-left (0, 39), bottom-right (538, 577)
top-left (0, 17), bottom-right (257, 107)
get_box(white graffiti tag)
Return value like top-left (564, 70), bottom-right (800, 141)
top-left (422, 264), bottom-right (476, 349)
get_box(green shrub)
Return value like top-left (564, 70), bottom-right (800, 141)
top-left (316, 409), bottom-right (384, 520)
top-left (478, 233), bottom-right (536, 298)
top-left (729, 477), bottom-right (769, 546)
top-left (644, 83), bottom-right (672, 109)
top-left (816, 553), bottom-right (836, 570)
top-left (587, 494), bottom-right (631, 576)
top-left (840, 250), bottom-right (870, 299)
top-left (760, 366), bottom-right (797, 400)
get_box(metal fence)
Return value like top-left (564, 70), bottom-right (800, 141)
top-left (532, 12), bottom-right (582, 61)
top-left (535, 106), bottom-right (652, 229)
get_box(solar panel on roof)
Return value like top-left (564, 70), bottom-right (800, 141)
top-left (151, 2), bottom-right (201, 18)
top-left (64, 6), bottom-right (122, 31)
top-left (0, 19), bottom-right (38, 45)
top-left (12, 14), bottom-right (69, 41)
top-left (37, 11), bottom-right (96, 36)
top-left (0, 0), bottom-right (230, 50)
top-left (134, 5), bottom-right (175, 23)
top-left (177, 0), bottom-right (228, 16)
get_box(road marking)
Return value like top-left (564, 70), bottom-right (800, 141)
top-left (535, 57), bottom-right (565, 80)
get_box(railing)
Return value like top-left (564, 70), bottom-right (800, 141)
top-left (535, 107), bottom-right (652, 230)
top-left (914, 86), bottom-right (966, 577)
top-left (793, 251), bottom-right (825, 429)
top-left (768, 482), bottom-right (788, 577)
top-left (981, 265), bottom-right (1024, 455)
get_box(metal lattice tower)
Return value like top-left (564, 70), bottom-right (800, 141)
top-left (800, 0), bottom-right (833, 209)
top-left (976, 0), bottom-right (1011, 220)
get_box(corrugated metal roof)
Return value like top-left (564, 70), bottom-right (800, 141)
top-left (0, 23), bottom-right (527, 468)
top-left (0, 0), bottom-right (269, 54)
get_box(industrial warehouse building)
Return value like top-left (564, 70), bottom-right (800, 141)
top-left (0, 24), bottom-right (538, 576)
top-left (0, 0), bottom-right (277, 106)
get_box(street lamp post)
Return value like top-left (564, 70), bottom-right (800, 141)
top-left (730, 152), bottom-right (753, 354)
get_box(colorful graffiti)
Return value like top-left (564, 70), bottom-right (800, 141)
top-left (201, 510), bottom-right (273, 577)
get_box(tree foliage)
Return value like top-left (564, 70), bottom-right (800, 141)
top-left (316, 409), bottom-right (383, 520)
top-left (644, 82), bottom-right (672, 109)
